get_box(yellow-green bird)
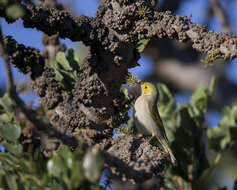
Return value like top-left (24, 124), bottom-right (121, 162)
top-left (134, 82), bottom-right (176, 164)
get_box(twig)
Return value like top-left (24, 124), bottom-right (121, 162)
top-left (0, 28), bottom-right (78, 148)
top-left (209, 0), bottom-right (232, 33)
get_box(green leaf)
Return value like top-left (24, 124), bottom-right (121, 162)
top-left (190, 84), bottom-right (209, 113)
top-left (190, 78), bottom-right (215, 117)
top-left (71, 161), bottom-right (84, 188)
top-left (207, 127), bottom-right (227, 152)
top-left (0, 124), bottom-right (21, 142)
top-left (127, 117), bottom-right (135, 131)
top-left (0, 93), bottom-right (14, 121)
top-left (5, 175), bottom-right (17, 190)
top-left (0, 0), bottom-right (8, 6)
top-left (121, 88), bottom-right (132, 101)
top-left (47, 155), bottom-right (66, 178)
top-left (157, 83), bottom-right (176, 117)
top-left (176, 106), bottom-right (197, 146)
top-left (136, 39), bottom-right (150, 53)
top-left (83, 147), bottom-right (104, 183)
top-left (1, 141), bottom-right (23, 155)
top-left (6, 4), bottom-right (24, 19)
top-left (67, 48), bottom-right (81, 69)
top-left (0, 153), bottom-right (17, 171)
top-left (0, 113), bottom-right (12, 123)
top-left (56, 52), bottom-right (72, 71)
top-left (50, 50), bottom-right (81, 93)
top-left (57, 147), bottom-right (73, 169)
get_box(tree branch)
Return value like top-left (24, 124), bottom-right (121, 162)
top-left (101, 1), bottom-right (237, 60)
top-left (0, 3), bottom-right (92, 43)
top-left (1, 1), bottom-right (237, 61)
top-left (209, 0), bottom-right (232, 33)
top-left (2, 35), bottom-right (44, 78)
top-left (0, 29), bottom-right (78, 148)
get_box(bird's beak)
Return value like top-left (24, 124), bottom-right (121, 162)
top-left (137, 80), bottom-right (142, 85)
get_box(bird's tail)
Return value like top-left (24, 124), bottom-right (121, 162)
top-left (160, 138), bottom-right (176, 165)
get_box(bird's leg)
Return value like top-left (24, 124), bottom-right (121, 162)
top-left (149, 136), bottom-right (170, 158)
top-left (161, 151), bottom-right (169, 159)
top-left (158, 145), bottom-right (169, 157)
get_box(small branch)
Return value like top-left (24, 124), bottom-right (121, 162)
top-left (2, 35), bottom-right (44, 78)
top-left (149, 12), bottom-right (237, 60)
top-left (40, 0), bottom-right (67, 64)
top-left (209, 0), bottom-right (232, 33)
top-left (100, 1), bottom-right (237, 61)
top-left (2, 1), bottom-right (237, 61)
top-left (0, 2), bottom-right (92, 43)
top-left (0, 42), bottom-right (14, 92)
top-left (0, 29), bottom-right (78, 148)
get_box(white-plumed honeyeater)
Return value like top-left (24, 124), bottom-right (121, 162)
top-left (134, 82), bottom-right (176, 164)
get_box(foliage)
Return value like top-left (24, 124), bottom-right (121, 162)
top-left (154, 79), bottom-right (237, 189)
top-left (0, 0), bottom-right (24, 19)
top-left (136, 39), bottom-right (150, 53)
top-left (50, 49), bottom-right (81, 93)
top-left (0, 124), bottom-right (22, 155)
top-left (136, 5), bottom-right (151, 18)
top-left (0, 93), bottom-right (104, 190)
top-left (116, 88), bottom-right (134, 127)
top-left (0, 146), bottom-right (103, 190)
top-left (0, 93), bottom-right (15, 123)
top-left (201, 50), bottom-right (222, 67)
top-left (125, 72), bottom-right (140, 85)
top-left (207, 103), bottom-right (237, 153)
top-left (1, 66), bottom-right (237, 190)
top-left (158, 81), bottom-right (213, 182)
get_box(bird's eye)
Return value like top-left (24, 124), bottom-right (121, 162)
top-left (144, 86), bottom-right (147, 89)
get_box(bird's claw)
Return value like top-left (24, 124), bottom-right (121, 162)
top-left (161, 151), bottom-right (169, 158)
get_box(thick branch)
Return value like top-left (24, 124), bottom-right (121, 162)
top-left (150, 13), bottom-right (237, 59)
top-left (2, 35), bottom-right (44, 78)
top-left (22, 5), bottom-right (92, 42)
top-left (0, 30), bottom-right (78, 148)
top-left (2, 1), bottom-right (236, 61)
top-left (101, 1), bottom-right (237, 60)
top-left (1, 3), bottom-right (92, 43)
top-left (102, 136), bottom-right (166, 183)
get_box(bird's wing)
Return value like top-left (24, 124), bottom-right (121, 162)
top-left (148, 104), bottom-right (169, 142)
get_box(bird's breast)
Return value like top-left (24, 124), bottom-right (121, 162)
top-left (134, 96), bottom-right (157, 136)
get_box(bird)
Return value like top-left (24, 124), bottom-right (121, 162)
top-left (134, 82), bottom-right (176, 164)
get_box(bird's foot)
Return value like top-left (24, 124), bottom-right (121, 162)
top-left (161, 151), bottom-right (169, 158)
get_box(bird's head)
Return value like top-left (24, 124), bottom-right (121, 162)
top-left (141, 82), bottom-right (158, 98)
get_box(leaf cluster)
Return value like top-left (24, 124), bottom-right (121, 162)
top-left (0, 146), bottom-right (103, 190)
top-left (0, 0), bottom-right (24, 19)
top-left (156, 79), bottom-right (237, 189)
top-left (207, 103), bottom-right (237, 153)
top-left (0, 93), bottom-right (104, 190)
top-left (136, 5), bottom-right (151, 18)
top-left (158, 81), bottom-right (214, 182)
top-left (50, 49), bottom-right (82, 93)
top-left (136, 39), bottom-right (150, 53)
